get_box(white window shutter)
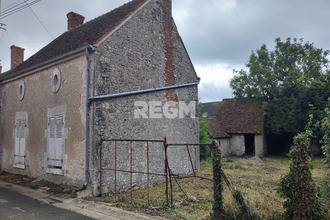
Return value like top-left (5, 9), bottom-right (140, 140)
top-left (47, 116), bottom-right (64, 168)
top-left (55, 116), bottom-right (63, 167)
top-left (19, 120), bottom-right (26, 165)
top-left (14, 118), bottom-right (26, 166)
top-left (48, 117), bottom-right (56, 167)
top-left (14, 126), bottom-right (20, 164)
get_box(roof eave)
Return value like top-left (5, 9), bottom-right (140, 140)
top-left (227, 132), bottom-right (263, 135)
top-left (1, 45), bottom-right (94, 83)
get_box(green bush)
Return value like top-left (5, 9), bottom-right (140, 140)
top-left (278, 132), bottom-right (327, 219)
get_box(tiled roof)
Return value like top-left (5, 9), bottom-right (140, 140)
top-left (201, 101), bottom-right (221, 117)
top-left (207, 98), bottom-right (264, 138)
top-left (1, 0), bottom-right (147, 80)
top-left (207, 116), bottom-right (231, 138)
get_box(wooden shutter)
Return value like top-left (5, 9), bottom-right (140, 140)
top-left (14, 119), bottom-right (26, 165)
top-left (48, 117), bottom-right (56, 167)
top-left (14, 122), bottom-right (20, 164)
top-left (55, 116), bottom-right (63, 168)
top-left (47, 115), bottom-right (63, 168)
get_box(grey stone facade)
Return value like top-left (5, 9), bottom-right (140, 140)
top-left (89, 0), bottom-right (199, 194)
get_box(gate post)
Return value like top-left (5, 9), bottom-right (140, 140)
top-left (99, 139), bottom-right (103, 195)
top-left (211, 140), bottom-right (224, 218)
top-left (164, 137), bottom-right (169, 206)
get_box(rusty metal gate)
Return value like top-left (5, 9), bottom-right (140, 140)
top-left (99, 137), bottom-right (214, 206)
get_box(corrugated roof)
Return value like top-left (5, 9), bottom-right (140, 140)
top-left (207, 98), bottom-right (264, 138)
top-left (1, 0), bottom-right (147, 80)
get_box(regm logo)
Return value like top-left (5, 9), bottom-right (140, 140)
top-left (134, 101), bottom-right (197, 119)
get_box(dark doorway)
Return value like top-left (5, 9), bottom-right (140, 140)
top-left (244, 134), bottom-right (255, 155)
top-left (266, 133), bottom-right (293, 155)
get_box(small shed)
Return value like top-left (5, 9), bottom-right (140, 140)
top-left (204, 98), bottom-right (266, 157)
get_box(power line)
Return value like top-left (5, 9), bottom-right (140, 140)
top-left (0, 0), bottom-right (53, 41)
top-left (0, 0), bottom-right (6, 32)
top-left (1, 0), bottom-right (29, 14)
top-left (24, 0), bottom-right (54, 39)
top-left (1, 0), bottom-right (40, 14)
top-left (0, 0), bottom-right (41, 20)
top-left (2, 0), bottom-right (21, 11)
top-left (0, 0), bottom-right (41, 19)
top-left (0, 29), bottom-right (6, 40)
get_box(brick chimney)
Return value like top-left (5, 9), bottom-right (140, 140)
top-left (11, 45), bottom-right (24, 69)
top-left (163, 0), bottom-right (177, 101)
top-left (67, 12), bottom-right (85, 30)
top-left (163, 0), bottom-right (172, 15)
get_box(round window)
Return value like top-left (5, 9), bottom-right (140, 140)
top-left (51, 68), bottom-right (61, 93)
top-left (18, 80), bottom-right (25, 101)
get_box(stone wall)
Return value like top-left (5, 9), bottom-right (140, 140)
top-left (218, 134), bottom-right (266, 157)
top-left (89, 0), bottom-right (199, 194)
top-left (230, 135), bottom-right (245, 156)
top-left (254, 134), bottom-right (266, 157)
top-left (218, 138), bottom-right (231, 157)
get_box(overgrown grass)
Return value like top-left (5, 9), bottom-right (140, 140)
top-left (96, 156), bottom-right (328, 219)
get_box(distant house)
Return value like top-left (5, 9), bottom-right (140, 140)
top-left (200, 101), bottom-right (221, 117)
top-left (203, 98), bottom-right (266, 157)
top-left (0, 0), bottom-right (199, 195)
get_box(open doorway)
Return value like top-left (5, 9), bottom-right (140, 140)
top-left (244, 134), bottom-right (255, 155)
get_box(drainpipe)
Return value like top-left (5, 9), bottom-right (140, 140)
top-left (84, 45), bottom-right (94, 188)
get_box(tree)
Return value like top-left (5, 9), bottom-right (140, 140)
top-left (198, 102), bottom-right (211, 160)
top-left (230, 38), bottom-right (330, 153)
top-left (318, 106), bottom-right (330, 202)
top-left (319, 105), bottom-right (330, 167)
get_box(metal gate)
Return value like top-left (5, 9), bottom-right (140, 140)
top-left (99, 137), bottom-right (214, 206)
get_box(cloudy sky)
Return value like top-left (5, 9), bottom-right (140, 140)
top-left (0, 0), bottom-right (329, 102)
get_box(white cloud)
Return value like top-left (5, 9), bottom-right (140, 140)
top-left (195, 63), bottom-right (238, 90)
top-left (195, 63), bottom-right (244, 102)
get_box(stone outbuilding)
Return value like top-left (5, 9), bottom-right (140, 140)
top-left (0, 0), bottom-right (199, 195)
top-left (203, 98), bottom-right (266, 157)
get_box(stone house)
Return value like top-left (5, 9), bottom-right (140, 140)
top-left (204, 98), bottom-right (266, 157)
top-left (0, 0), bottom-right (199, 195)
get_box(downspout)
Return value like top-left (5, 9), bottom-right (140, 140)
top-left (84, 45), bottom-right (94, 188)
